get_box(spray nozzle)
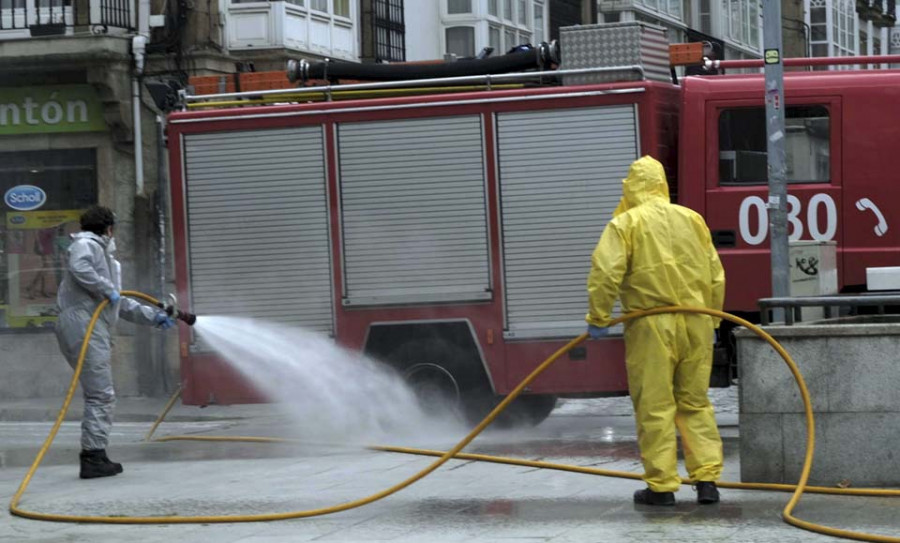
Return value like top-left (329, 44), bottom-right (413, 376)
top-left (158, 293), bottom-right (198, 326)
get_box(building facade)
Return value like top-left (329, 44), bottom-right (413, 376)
top-left (404, 0), bottom-right (550, 61)
top-left (0, 22), bottom-right (167, 398)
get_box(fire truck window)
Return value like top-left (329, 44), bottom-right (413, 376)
top-left (718, 105), bottom-right (830, 185)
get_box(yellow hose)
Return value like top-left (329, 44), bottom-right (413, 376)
top-left (187, 84), bottom-right (525, 108)
top-left (9, 293), bottom-right (900, 542)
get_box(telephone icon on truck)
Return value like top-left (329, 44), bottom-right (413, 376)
top-left (855, 198), bottom-right (888, 237)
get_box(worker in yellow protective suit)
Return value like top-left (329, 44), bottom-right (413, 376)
top-left (586, 155), bottom-right (726, 506)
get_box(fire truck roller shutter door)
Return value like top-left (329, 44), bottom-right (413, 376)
top-left (497, 104), bottom-right (640, 340)
top-left (182, 127), bottom-right (334, 341)
top-left (338, 116), bottom-right (491, 307)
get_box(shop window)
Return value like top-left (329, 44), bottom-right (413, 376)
top-left (0, 149), bottom-right (97, 330)
top-left (446, 25), bottom-right (475, 57)
top-left (718, 106), bottom-right (830, 185)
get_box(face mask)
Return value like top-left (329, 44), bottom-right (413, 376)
top-left (103, 235), bottom-right (116, 255)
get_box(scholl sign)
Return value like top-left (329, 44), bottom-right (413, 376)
top-left (4, 185), bottom-right (46, 211)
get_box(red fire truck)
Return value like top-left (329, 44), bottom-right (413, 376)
top-left (165, 38), bottom-right (900, 424)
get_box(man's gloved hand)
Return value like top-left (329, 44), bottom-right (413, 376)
top-left (587, 324), bottom-right (609, 340)
top-left (155, 312), bottom-right (176, 330)
top-left (107, 291), bottom-right (121, 304)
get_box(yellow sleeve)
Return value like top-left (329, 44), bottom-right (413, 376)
top-left (699, 218), bottom-right (726, 327)
top-left (586, 221), bottom-right (629, 327)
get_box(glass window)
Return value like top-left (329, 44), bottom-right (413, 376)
top-left (809, 0), bottom-right (828, 59)
top-left (489, 24), bottom-right (501, 51)
top-left (0, 149), bottom-right (97, 330)
top-left (310, 0), bottom-right (326, 12)
top-left (504, 27), bottom-right (515, 50)
top-left (533, 1), bottom-right (544, 43)
top-left (517, 0), bottom-right (526, 24)
top-left (446, 26), bottom-right (475, 57)
top-left (504, 0), bottom-right (512, 20)
top-left (334, 0), bottom-right (349, 17)
top-left (374, 0), bottom-right (405, 61)
top-left (488, 0), bottom-right (498, 16)
top-left (447, 0), bottom-right (471, 14)
top-left (718, 106), bottom-right (830, 185)
top-left (668, 0), bottom-right (682, 19)
top-left (519, 31), bottom-right (531, 44)
top-left (749, 0), bottom-right (759, 46)
top-left (699, 0), bottom-right (711, 33)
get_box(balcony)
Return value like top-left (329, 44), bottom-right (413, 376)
top-left (858, 0), bottom-right (897, 26)
top-left (228, 1), bottom-right (356, 60)
top-left (0, 0), bottom-right (134, 39)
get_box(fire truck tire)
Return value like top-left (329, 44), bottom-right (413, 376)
top-left (388, 339), bottom-right (499, 426)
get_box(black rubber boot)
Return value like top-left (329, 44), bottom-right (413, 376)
top-left (79, 449), bottom-right (122, 479)
top-left (100, 450), bottom-right (124, 474)
top-left (696, 481), bottom-right (720, 504)
top-left (633, 488), bottom-right (676, 506)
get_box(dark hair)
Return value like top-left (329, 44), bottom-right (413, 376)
top-left (80, 206), bottom-right (116, 236)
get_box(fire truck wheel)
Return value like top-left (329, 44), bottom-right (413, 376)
top-left (389, 339), bottom-right (496, 425)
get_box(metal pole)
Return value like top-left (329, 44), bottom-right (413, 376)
top-left (156, 114), bottom-right (170, 393)
top-left (763, 0), bottom-right (790, 323)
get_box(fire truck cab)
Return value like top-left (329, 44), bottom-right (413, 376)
top-left (679, 69), bottom-right (900, 314)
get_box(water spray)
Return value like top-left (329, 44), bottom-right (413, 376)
top-left (157, 293), bottom-right (197, 326)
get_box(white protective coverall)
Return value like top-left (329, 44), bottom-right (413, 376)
top-left (586, 156), bottom-right (726, 493)
top-left (55, 231), bottom-right (162, 451)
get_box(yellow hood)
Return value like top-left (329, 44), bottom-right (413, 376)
top-left (613, 155), bottom-right (671, 217)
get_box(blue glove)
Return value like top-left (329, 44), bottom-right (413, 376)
top-left (107, 291), bottom-right (121, 304)
top-left (587, 324), bottom-right (609, 340)
top-left (155, 312), bottom-right (176, 330)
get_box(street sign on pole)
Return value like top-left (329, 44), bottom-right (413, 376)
top-left (762, 0), bottom-right (790, 323)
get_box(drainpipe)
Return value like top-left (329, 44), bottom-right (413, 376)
top-left (156, 114), bottom-right (170, 392)
top-left (132, 0), bottom-right (150, 195)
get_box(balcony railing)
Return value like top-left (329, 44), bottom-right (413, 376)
top-left (0, 0), bottom-right (134, 35)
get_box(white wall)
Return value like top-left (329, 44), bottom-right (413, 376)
top-left (404, 0), bottom-right (442, 61)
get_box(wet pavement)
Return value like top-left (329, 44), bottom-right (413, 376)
top-left (1, 388), bottom-right (897, 542)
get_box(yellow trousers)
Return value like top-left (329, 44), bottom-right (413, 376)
top-left (624, 313), bottom-right (723, 493)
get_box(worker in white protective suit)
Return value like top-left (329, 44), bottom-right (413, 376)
top-left (55, 206), bottom-right (177, 479)
top-left (586, 156), bottom-right (726, 506)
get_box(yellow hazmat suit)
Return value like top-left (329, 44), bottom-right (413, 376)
top-left (586, 156), bottom-right (726, 493)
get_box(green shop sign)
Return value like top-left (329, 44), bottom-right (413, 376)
top-left (0, 85), bottom-right (106, 135)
